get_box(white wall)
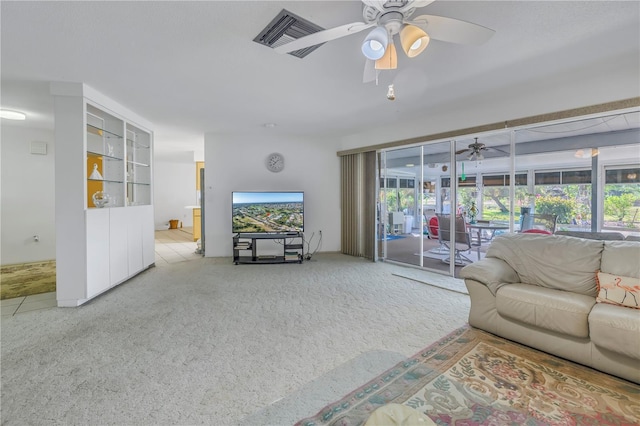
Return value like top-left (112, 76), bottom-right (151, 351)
top-left (203, 132), bottom-right (341, 258)
top-left (153, 151), bottom-right (199, 230)
top-left (1, 125), bottom-right (56, 265)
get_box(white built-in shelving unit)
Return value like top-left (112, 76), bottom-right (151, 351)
top-left (51, 82), bottom-right (155, 307)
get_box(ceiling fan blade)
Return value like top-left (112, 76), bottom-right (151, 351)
top-left (274, 21), bottom-right (375, 54)
top-left (362, 0), bottom-right (386, 13)
top-left (488, 146), bottom-right (510, 155)
top-left (399, 0), bottom-right (435, 13)
top-left (455, 148), bottom-right (470, 155)
top-left (411, 14), bottom-right (495, 45)
top-left (363, 59), bottom-right (377, 83)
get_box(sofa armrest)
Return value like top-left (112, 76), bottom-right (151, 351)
top-left (460, 258), bottom-right (520, 296)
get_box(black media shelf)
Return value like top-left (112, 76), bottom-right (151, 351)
top-left (233, 232), bottom-right (304, 265)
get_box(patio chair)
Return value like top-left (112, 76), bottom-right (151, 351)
top-left (437, 214), bottom-right (473, 265)
top-left (521, 213), bottom-right (558, 234)
top-left (426, 215), bottom-right (448, 254)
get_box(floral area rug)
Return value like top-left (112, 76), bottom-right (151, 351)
top-left (0, 260), bottom-right (56, 299)
top-left (296, 326), bottom-right (640, 426)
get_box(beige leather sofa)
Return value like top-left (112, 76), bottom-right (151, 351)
top-left (460, 233), bottom-right (640, 384)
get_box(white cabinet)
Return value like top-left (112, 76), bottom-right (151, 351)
top-left (86, 209), bottom-right (110, 299)
top-left (52, 83), bottom-right (155, 307)
top-left (109, 208), bottom-right (130, 287)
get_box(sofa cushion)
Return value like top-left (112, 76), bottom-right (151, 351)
top-left (596, 271), bottom-right (640, 309)
top-left (496, 284), bottom-right (595, 338)
top-left (589, 302), bottom-right (640, 360)
top-left (600, 240), bottom-right (640, 278)
top-left (486, 234), bottom-right (604, 297)
top-left (555, 231), bottom-right (625, 240)
top-left (459, 258), bottom-right (520, 296)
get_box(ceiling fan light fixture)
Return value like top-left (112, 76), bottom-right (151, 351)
top-left (575, 148), bottom-right (599, 159)
top-left (362, 27), bottom-right (388, 60)
top-left (400, 24), bottom-right (429, 58)
top-left (476, 152), bottom-right (484, 161)
top-left (386, 84), bottom-right (396, 101)
top-left (375, 41), bottom-right (397, 69)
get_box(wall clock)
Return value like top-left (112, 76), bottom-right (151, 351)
top-left (265, 152), bottom-right (285, 173)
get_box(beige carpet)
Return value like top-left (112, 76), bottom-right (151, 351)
top-left (391, 268), bottom-right (468, 295)
top-left (0, 253), bottom-right (471, 425)
top-left (417, 249), bottom-right (484, 263)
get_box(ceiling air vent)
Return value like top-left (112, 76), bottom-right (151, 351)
top-left (254, 9), bottom-right (325, 58)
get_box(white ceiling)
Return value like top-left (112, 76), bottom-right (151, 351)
top-left (1, 1), bottom-right (639, 155)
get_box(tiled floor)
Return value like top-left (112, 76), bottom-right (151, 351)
top-left (154, 227), bottom-right (201, 266)
top-left (1, 228), bottom-right (201, 317)
top-left (1, 291), bottom-right (57, 317)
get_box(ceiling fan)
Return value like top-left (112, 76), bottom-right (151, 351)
top-left (274, 0), bottom-right (495, 82)
top-left (456, 138), bottom-right (509, 161)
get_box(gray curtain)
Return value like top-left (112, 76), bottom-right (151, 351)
top-left (340, 151), bottom-right (376, 259)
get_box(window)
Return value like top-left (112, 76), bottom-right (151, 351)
top-left (606, 168), bottom-right (640, 184)
top-left (482, 173), bottom-right (528, 220)
top-left (535, 171), bottom-right (561, 185)
top-left (562, 170), bottom-right (591, 184)
top-left (534, 169), bottom-right (592, 227)
top-left (441, 176), bottom-right (477, 187)
top-left (534, 170), bottom-right (591, 185)
top-left (603, 167), bottom-right (640, 231)
top-left (483, 173), bottom-right (528, 186)
top-left (380, 176), bottom-right (417, 214)
top-left (399, 178), bottom-right (415, 189)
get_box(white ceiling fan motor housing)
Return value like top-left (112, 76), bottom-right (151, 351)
top-left (378, 12), bottom-right (405, 35)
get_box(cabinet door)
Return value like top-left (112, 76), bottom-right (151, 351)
top-left (109, 208), bottom-right (129, 285)
top-left (193, 208), bottom-right (201, 241)
top-left (127, 207), bottom-right (144, 274)
top-left (196, 161), bottom-right (204, 190)
top-left (140, 205), bottom-right (155, 267)
top-left (125, 125), bottom-right (152, 206)
top-left (86, 209), bottom-right (110, 298)
top-left (86, 106), bottom-right (125, 208)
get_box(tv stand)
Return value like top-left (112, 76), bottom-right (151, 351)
top-left (233, 232), bottom-right (303, 265)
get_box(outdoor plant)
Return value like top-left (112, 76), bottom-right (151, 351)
top-left (604, 193), bottom-right (637, 223)
top-left (534, 196), bottom-right (575, 223)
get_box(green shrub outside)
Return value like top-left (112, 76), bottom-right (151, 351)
top-left (604, 193), bottom-right (636, 222)
top-left (533, 196), bottom-right (575, 223)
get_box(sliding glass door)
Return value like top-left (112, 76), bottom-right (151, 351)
top-left (376, 109), bottom-right (639, 275)
top-left (379, 146), bottom-right (422, 267)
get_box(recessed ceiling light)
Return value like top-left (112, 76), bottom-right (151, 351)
top-left (263, 123), bottom-right (277, 128)
top-left (0, 109), bottom-right (26, 120)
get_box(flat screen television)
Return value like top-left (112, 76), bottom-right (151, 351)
top-left (232, 191), bottom-right (304, 233)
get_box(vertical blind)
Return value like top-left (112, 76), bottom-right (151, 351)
top-left (341, 152), bottom-right (376, 259)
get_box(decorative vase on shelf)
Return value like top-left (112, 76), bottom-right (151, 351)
top-left (92, 191), bottom-right (110, 208)
top-left (469, 201), bottom-right (478, 224)
top-left (88, 163), bottom-right (103, 180)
